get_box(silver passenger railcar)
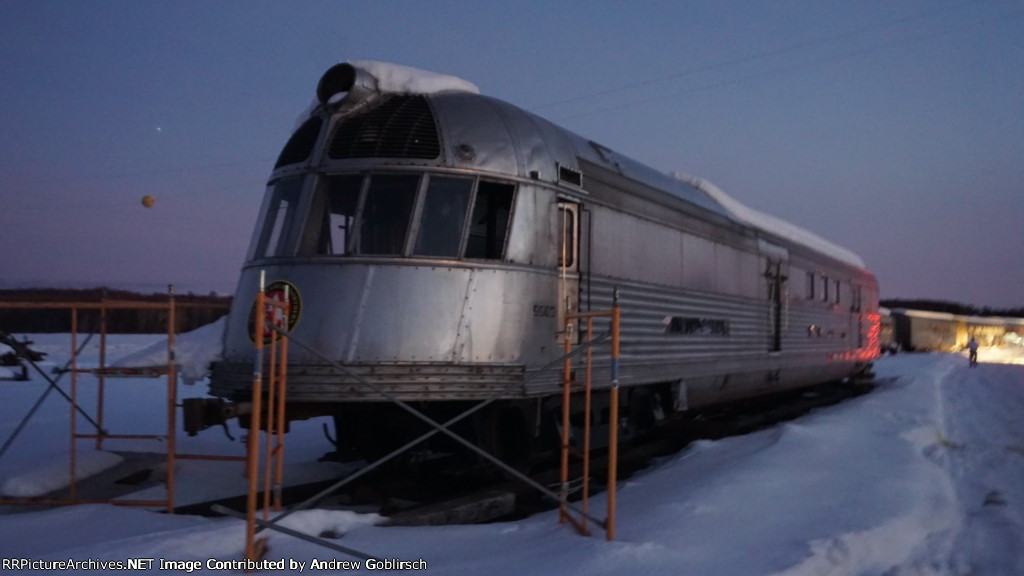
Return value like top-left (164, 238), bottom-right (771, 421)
top-left (209, 61), bottom-right (880, 458)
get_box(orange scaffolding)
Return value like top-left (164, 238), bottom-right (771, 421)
top-left (559, 290), bottom-right (621, 541)
top-left (244, 274), bottom-right (289, 563)
top-left (0, 290), bottom-right (236, 511)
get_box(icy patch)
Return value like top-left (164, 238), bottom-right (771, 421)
top-left (1, 450), bottom-right (123, 498)
top-left (671, 172), bottom-right (865, 268)
top-left (0, 366), bottom-right (21, 379)
top-left (111, 317), bottom-right (225, 385)
top-left (276, 509), bottom-right (384, 538)
top-left (770, 514), bottom-right (959, 576)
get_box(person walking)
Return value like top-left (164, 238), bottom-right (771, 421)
top-left (968, 336), bottom-right (980, 367)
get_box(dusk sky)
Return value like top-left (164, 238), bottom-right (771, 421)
top-left (2, 1), bottom-right (1022, 308)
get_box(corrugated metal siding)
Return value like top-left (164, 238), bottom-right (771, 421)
top-left (588, 278), bottom-right (767, 363)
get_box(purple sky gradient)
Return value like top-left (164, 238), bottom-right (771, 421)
top-left (2, 1), bottom-right (1022, 307)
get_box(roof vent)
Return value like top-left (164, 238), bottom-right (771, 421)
top-left (327, 95), bottom-right (440, 160)
top-left (558, 164), bottom-right (583, 187)
top-left (275, 117), bottom-right (323, 168)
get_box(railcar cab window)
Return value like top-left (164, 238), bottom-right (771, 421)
top-left (357, 174), bottom-right (419, 255)
top-left (299, 174), bottom-right (361, 256)
top-left (414, 177), bottom-right (473, 257)
top-left (293, 172), bottom-right (515, 261)
top-left (465, 181), bottom-right (514, 259)
top-left (254, 177), bottom-right (303, 258)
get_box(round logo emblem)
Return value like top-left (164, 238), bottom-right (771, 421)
top-left (248, 280), bottom-right (301, 343)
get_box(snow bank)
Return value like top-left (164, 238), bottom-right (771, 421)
top-left (2, 341), bottom-right (1023, 574)
top-left (111, 317), bottom-right (225, 385)
top-left (1, 450), bottom-right (123, 498)
top-left (672, 172), bottom-right (866, 268)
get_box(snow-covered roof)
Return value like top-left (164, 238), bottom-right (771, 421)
top-left (298, 60), bottom-right (480, 127)
top-left (347, 60), bottom-right (479, 95)
top-left (671, 173), bottom-right (866, 269)
top-left (891, 308), bottom-right (957, 321)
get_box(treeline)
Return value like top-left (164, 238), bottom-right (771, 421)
top-left (0, 288), bottom-right (232, 334)
top-left (880, 299), bottom-right (1024, 319)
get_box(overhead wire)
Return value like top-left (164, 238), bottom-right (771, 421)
top-left (528, 0), bottom-right (986, 113)
top-left (547, 4), bottom-right (1023, 123)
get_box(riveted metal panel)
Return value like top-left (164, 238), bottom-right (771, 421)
top-left (504, 185), bottom-right (558, 268)
top-left (431, 93), bottom-right (519, 176)
top-left (452, 266), bottom-right (559, 364)
top-left (209, 361), bottom-right (527, 402)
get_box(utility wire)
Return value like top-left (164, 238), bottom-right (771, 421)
top-left (529, 0), bottom-right (986, 112)
top-left (551, 6), bottom-right (1024, 123)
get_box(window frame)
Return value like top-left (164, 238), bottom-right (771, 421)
top-left (462, 178), bottom-right (516, 261)
top-left (251, 176), bottom-right (306, 260)
top-left (298, 173), bottom-right (364, 257)
top-left (352, 172), bottom-right (421, 256)
top-left (288, 170), bottom-right (517, 261)
top-left (409, 175), bottom-right (476, 259)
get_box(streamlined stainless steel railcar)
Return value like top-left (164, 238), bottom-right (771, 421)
top-left (208, 61), bottom-right (879, 455)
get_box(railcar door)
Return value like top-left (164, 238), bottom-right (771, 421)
top-left (762, 243), bottom-right (789, 352)
top-left (557, 201), bottom-right (580, 341)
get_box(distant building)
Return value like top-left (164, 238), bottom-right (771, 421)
top-left (886, 308), bottom-right (1020, 352)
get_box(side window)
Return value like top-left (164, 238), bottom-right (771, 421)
top-left (821, 275), bottom-right (829, 302)
top-left (851, 285), bottom-right (862, 312)
top-left (357, 174), bottom-right (419, 255)
top-left (806, 272), bottom-right (815, 300)
top-left (557, 203), bottom-right (577, 270)
top-left (413, 176), bottom-right (473, 257)
top-left (299, 174), bottom-right (362, 256)
top-left (255, 177), bottom-right (303, 258)
top-left (465, 181), bottom-right (514, 259)
top-left (834, 279), bottom-right (841, 304)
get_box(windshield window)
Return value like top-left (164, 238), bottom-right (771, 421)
top-left (465, 181), bottom-right (514, 259)
top-left (356, 174), bottom-right (419, 255)
top-left (413, 177), bottom-right (473, 257)
top-left (254, 177), bottom-right (303, 258)
top-left (291, 172), bottom-right (515, 261)
top-left (299, 175), bottom-right (361, 256)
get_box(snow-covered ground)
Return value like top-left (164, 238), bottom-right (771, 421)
top-left (1, 334), bottom-right (1022, 575)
